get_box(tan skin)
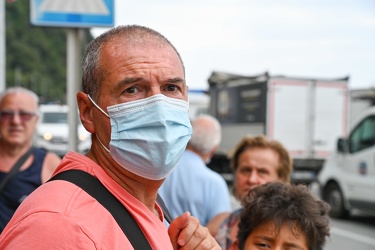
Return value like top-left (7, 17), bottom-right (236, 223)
top-left (0, 92), bottom-right (61, 183)
top-left (207, 148), bottom-right (280, 242)
top-left (234, 148), bottom-right (280, 202)
top-left (77, 38), bottom-right (220, 249)
top-left (232, 221), bottom-right (308, 250)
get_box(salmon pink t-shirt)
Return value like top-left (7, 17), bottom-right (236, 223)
top-left (0, 151), bottom-right (172, 249)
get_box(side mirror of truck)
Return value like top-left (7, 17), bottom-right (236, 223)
top-left (337, 138), bottom-right (347, 153)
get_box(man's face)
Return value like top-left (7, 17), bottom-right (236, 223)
top-left (234, 148), bottom-right (280, 202)
top-left (92, 39), bottom-right (187, 146)
top-left (0, 93), bottom-right (38, 147)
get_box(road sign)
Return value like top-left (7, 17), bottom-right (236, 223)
top-left (30, 0), bottom-right (114, 28)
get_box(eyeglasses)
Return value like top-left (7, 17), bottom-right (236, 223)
top-left (0, 110), bottom-right (37, 122)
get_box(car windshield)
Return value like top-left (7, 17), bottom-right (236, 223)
top-left (42, 112), bottom-right (67, 124)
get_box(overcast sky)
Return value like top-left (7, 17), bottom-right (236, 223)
top-left (91, 0), bottom-right (375, 91)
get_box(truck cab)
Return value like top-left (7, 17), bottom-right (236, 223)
top-left (318, 106), bottom-right (375, 218)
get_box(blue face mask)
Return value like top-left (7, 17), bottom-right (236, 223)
top-left (88, 94), bottom-right (192, 180)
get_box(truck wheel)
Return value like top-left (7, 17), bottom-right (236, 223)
top-left (324, 183), bottom-right (349, 219)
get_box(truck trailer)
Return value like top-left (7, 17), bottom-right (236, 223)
top-left (207, 71), bottom-right (349, 185)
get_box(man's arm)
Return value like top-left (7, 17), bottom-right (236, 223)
top-left (206, 212), bottom-right (230, 236)
top-left (0, 212), bottom-right (96, 249)
top-left (41, 151), bottom-right (61, 183)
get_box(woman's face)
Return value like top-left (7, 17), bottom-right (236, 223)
top-left (234, 148), bottom-right (280, 202)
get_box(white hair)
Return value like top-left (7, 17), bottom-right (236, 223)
top-left (188, 114), bottom-right (222, 154)
top-left (0, 87), bottom-right (39, 105)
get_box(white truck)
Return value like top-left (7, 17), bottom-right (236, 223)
top-left (207, 71), bottom-right (349, 184)
top-left (187, 89), bottom-right (210, 119)
top-left (317, 106), bottom-right (375, 218)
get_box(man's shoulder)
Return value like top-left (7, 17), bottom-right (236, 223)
top-left (0, 179), bottom-right (132, 248)
top-left (20, 166), bottom-right (117, 222)
top-left (21, 179), bottom-right (94, 212)
top-left (203, 166), bottom-right (228, 182)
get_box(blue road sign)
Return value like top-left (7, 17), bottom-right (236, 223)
top-left (30, 0), bottom-right (114, 28)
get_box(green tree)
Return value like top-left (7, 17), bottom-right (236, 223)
top-left (5, 1), bottom-right (93, 103)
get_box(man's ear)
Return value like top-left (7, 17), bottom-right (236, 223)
top-left (76, 92), bottom-right (95, 134)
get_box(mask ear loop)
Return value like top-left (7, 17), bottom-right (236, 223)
top-left (87, 94), bottom-right (110, 117)
top-left (87, 94), bottom-right (110, 153)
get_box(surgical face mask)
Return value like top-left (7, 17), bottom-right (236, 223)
top-left (88, 94), bottom-right (192, 180)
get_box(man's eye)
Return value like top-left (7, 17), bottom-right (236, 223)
top-left (259, 169), bottom-right (270, 175)
top-left (19, 112), bottom-right (34, 120)
top-left (239, 168), bottom-right (251, 175)
top-left (166, 85), bottom-right (179, 92)
top-left (124, 86), bottom-right (138, 94)
top-left (1, 111), bottom-right (13, 118)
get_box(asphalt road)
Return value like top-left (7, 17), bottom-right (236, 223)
top-left (324, 212), bottom-right (375, 250)
top-left (309, 182), bottom-right (375, 250)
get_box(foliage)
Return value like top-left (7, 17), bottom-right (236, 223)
top-left (5, 1), bottom-right (93, 104)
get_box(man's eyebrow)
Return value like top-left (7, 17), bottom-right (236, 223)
top-left (109, 77), bottom-right (143, 96)
top-left (117, 77), bottom-right (143, 87)
top-left (165, 77), bottom-right (185, 84)
top-left (116, 77), bottom-right (185, 85)
top-left (119, 77), bottom-right (144, 84)
top-left (111, 77), bottom-right (186, 95)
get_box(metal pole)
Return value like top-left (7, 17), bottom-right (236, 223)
top-left (67, 28), bottom-right (81, 153)
top-left (0, 0), bottom-right (5, 91)
top-left (306, 80), bottom-right (316, 158)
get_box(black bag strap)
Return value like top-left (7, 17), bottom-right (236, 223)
top-left (156, 194), bottom-right (173, 224)
top-left (0, 147), bottom-right (34, 194)
top-left (48, 170), bottom-right (156, 249)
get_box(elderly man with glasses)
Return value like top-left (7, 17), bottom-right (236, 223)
top-left (0, 87), bottom-right (61, 233)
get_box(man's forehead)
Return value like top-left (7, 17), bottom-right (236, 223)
top-left (3, 92), bottom-right (36, 103)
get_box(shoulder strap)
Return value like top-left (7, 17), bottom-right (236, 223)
top-left (48, 170), bottom-right (152, 250)
top-left (156, 194), bottom-right (173, 224)
top-left (0, 147), bottom-right (34, 194)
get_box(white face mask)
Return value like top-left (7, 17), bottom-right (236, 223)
top-left (88, 94), bottom-right (192, 180)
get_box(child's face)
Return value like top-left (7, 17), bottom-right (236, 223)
top-left (233, 220), bottom-right (308, 250)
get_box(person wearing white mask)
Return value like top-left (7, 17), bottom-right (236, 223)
top-left (0, 25), bottom-right (221, 250)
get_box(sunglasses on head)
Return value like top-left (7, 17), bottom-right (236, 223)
top-left (0, 110), bottom-right (37, 122)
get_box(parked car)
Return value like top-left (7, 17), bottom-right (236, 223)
top-left (317, 106), bottom-right (375, 218)
top-left (34, 104), bottom-right (91, 157)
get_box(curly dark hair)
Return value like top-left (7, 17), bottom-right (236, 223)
top-left (237, 182), bottom-right (330, 250)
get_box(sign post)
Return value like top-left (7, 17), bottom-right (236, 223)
top-left (0, 0), bottom-right (5, 91)
top-left (66, 28), bottom-right (81, 153)
top-left (30, 0), bottom-right (114, 153)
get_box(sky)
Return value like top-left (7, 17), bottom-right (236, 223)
top-left (91, 0), bottom-right (375, 91)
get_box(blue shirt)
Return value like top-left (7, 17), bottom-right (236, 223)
top-left (159, 150), bottom-right (231, 226)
